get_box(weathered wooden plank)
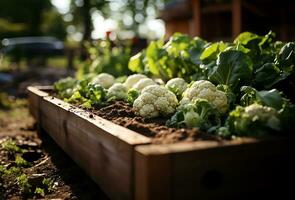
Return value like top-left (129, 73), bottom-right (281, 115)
top-left (135, 151), bottom-right (172, 200)
top-left (27, 86), bottom-right (51, 119)
top-left (40, 97), bottom-right (68, 147)
top-left (64, 109), bottom-right (133, 198)
top-left (135, 138), bottom-right (295, 199)
top-left (38, 95), bottom-right (151, 200)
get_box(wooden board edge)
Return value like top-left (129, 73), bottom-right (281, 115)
top-left (27, 86), bottom-right (52, 97)
top-left (134, 150), bottom-right (172, 200)
top-left (39, 97), bottom-right (136, 199)
top-left (135, 137), bottom-right (294, 156)
top-left (42, 95), bottom-right (152, 146)
top-left (27, 86), bottom-right (51, 123)
top-left (134, 137), bottom-right (295, 199)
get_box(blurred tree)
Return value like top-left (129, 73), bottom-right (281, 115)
top-left (117, 0), bottom-right (168, 32)
top-left (67, 0), bottom-right (171, 41)
top-left (69, 0), bottom-right (109, 41)
top-left (0, 0), bottom-right (66, 39)
top-left (41, 10), bottom-right (67, 40)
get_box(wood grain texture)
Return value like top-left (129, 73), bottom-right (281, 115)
top-left (27, 86), bottom-right (51, 119)
top-left (28, 87), bottom-right (151, 200)
top-left (135, 138), bottom-right (295, 199)
top-left (135, 151), bottom-right (172, 200)
top-left (39, 96), bottom-right (151, 200)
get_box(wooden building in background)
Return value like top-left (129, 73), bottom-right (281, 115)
top-left (160, 0), bottom-right (295, 41)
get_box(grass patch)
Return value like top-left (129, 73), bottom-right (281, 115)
top-left (47, 57), bottom-right (68, 69)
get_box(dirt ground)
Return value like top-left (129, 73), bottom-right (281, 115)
top-left (0, 100), bottom-right (107, 200)
top-left (1, 67), bottom-right (108, 199)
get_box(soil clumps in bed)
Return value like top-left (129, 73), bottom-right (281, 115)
top-left (91, 101), bottom-right (220, 144)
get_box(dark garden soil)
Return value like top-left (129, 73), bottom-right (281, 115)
top-left (1, 65), bottom-right (109, 200)
top-left (90, 101), bottom-right (221, 144)
top-left (0, 100), bottom-right (108, 200)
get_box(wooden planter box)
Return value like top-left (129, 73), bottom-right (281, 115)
top-left (27, 86), bottom-right (294, 200)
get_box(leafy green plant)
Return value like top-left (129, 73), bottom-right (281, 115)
top-left (129, 33), bottom-right (207, 81)
top-left (200, 41), bottom-right (228, 63)
top-left (129, 32), bottom-right (294, 94)
top-left (34, 188), bottom-right (45, 197)
top-left (0, 165), bottom-right (5, 177)
top-left (42, 178), bottom-right (54, 193)
top-left (54, 77), bottom-right (78, 99)
top-left (17, 174), bottom-right (32, 193)
top-left (55, 77), bottom-right (107, 108)
top-left (54, 31), bottom-right (295, 138)
top-left (209, 50), bottom-right (253, 89)
top-left (77, 40), bottom-right (132, 78)
top-left (15, 155), bottom-right (31, 167)
top-left (240, 86), bottom-right (284, 109)
top-left (1, 139), bottom-right (23, 153)
top-left (127, 88), bottom-right (139, 105)
top-left (222, 103), bottom-right (281, 137)
top-left (167, 99), bottom-right (221, 131)
top-left (3, 166), bottom-right (22, 177)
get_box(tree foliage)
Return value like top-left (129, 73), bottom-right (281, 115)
top-left (0, 0), bottom-right (66, 39)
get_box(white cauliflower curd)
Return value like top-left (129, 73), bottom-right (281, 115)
top-left (133, 85), bottom-right (178, 118)
top-left (132, 78), bottom-right (157, 92)
top-left (180, 80), bottom-right (227, 112)
top-left (165, 78), bottom-right (188, 98)
top-left (244, 103), bottom-right (280, 126)
top-left (107, 83), bottom-right (128, 100)
top-left (124, 74), bottom-right (147, 89)
top-left (92, 73), bottom-right (115, 89)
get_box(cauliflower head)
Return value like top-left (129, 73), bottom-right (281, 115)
top-left (133, 85), bottom-right (178, 118)
top-left (92, 73), bottom-right (115, 89)
top-left (244, 103), bottom-right (280, 126)
top-left (107, 83), bottom-right (128, 100)
top-left (180, 80), bottom-right (227, 112)
top-left (124, 74), bottom-right (147, 89)
top-left (165, 78), bottom-right (188, 98)
top-left (228, 103), bottom-right (280, 136)
top-left (133, 78), bottom-right (157, 92)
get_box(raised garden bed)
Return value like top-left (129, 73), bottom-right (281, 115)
top-left (27, 86), bottom-right (295, 200)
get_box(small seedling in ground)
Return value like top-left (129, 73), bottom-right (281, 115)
top-left (42, 178), bottom-right (55, 193)
top-left (0, 165), bottom-right (5, 177)
top-left (17, 174), bottom-right (32, 194)
top-left (15, 155), bottom-right (31, 167)
top-left (3, 166), bottom-right (22, 177)
top-left (34, 187), bottom-right (45, 197)
top-left (1, 139), bottom-right (24, 154)
top-left (1, 138), bottom-right (54, 198)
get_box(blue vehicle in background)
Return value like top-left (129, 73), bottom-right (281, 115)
top-left (1, 36), bottom-right (65, 67)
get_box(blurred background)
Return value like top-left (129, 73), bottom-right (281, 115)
top-left (0, 0), bottom-right (295, 97)
top-left (0, 1), bottom-right (294, 198)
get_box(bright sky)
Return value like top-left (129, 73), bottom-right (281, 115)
top-left (50, 0), bottom-right (165, 41)
top-left (51, 0), bottom-right (70, 14)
